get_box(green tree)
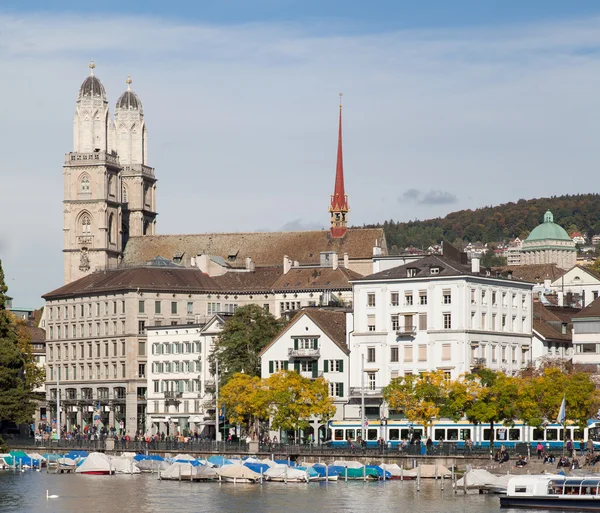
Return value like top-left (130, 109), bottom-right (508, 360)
top-left (209, 304), bottom-right (286, 384)
top-left (480, 247), bottom-right (507, 268)
top-left (0, 260), bottom-right (36, 431)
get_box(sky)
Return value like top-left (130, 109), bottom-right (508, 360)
top-left (3, 1), bottom-right (600, 306)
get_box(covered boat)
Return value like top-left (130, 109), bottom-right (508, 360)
top-left (217, 464), bottom-right (262, 483)
top-left (75, 452), bottom-right (113, 475)
top-left (208, 455), bottom-right (232, 467)
top-left (456, 469), bottom-right (511, 493)
top-left (161, 462), bottom-right (218, 481)
top-left (378, 463), bottom-right (416, 480)
top-left (108, 456), bottom-right (140, 474)
top-left (264, 465), bottom-right (310, 482)
top-left (501, 475), bottom-right (600, 510)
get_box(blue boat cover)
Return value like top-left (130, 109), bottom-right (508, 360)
top-left (207, 455), bottom-right (232, 467)
top-left (243, 462), bottom-right (270, 474)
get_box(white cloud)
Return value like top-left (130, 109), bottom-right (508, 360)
top-left (2, 13), bottom-right (600, 304)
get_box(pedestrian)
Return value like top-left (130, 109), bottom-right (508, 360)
top-left (580, 438), bottom-right (585, 457)
top-left (537, 441), bottom-right (544, 459)
top-left (587, 438), bottom-right (595, 456)
top-left (566, 439), bottom-right (573, 458)
top-left (426, 436), bottom-right (433, 454)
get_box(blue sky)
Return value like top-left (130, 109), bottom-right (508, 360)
top-left (3, 1), bottom-right (600, 306)
top-left (4, 1), bottom-right (600, 29)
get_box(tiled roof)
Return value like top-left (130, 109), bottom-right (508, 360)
top-left (121, 228), bottom-right (386, 268)
top-left (259, 308), bottom-right (348, 356)
top-left (43, 266), bottom-right (220, 299)
top-left (533, 319), bottom-right (571, 342)
top-left (211, 268), bottom-right (282, 292)
top-left (532, 302), bottom-right (576, 341)
top-left (493, 264), bottom-right (566, 283)
top-left (27, 325), bottom-right (46, 343)
top-left (356, 255), bottom-right (472, 281)
top-left (270, 267), bottom-right (361, 291)
top-left (573, 297), bottom-right (600, 319)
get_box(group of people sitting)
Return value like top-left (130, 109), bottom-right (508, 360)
top-left (494, 445), bottom-right (510, 463)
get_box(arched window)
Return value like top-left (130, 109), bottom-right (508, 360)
top-left (81, 214), bottom-right (91, 235)
top-left (108, 214), bottom-right (115, 244)
top-left (80, 176), bottom-right (90, 195)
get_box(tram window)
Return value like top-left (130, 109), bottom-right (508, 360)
top-left (561, 429), bottom-right (571, 441)
top-left (357, 429), bottom-right (362, 440)
top-left (546, 429), bottom-right (558, 441)
top-left (413, 429), bottom-right (423, 438)
top-left (574, 430), bottom-right (584, 440)
top-left (533, 428), bottom-right (544, 440)
top-left (509, 429), bottom-right (520, 441)
top-left (367, 429), bottom-right (378, 441)
top-left (496, 428), bottom-right (508, 441)
top-left (483, 429), bottom-right (492, 441)
top-left (434, 429), bottom-right (445, 441)
top-left (447, 429), bottom-right (458, 441)
top-left (334, 429), bottom-right (344, 441)
top-left (460, 429), bottom-right (471, 441)
top-left (346, 429), bottom-right (355, 440)
top-left (389, 429), bottom-right (399, 441)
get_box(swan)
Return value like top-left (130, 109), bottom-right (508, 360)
top-left (46, 490), bottom-right (59, 499)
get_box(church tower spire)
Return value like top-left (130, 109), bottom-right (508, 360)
top-left (329, 93), bottom-right (349, 238)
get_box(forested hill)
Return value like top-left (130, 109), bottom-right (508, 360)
top-left (363, 194), bottom-right (600, 251)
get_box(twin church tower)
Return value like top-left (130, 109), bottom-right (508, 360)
top-left (63, 62), bottom-right (157, 283)
top-left (63, 63), bottom-right (350, 284)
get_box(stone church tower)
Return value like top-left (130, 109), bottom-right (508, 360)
top-left (63, 62), bottom-right (157, 284)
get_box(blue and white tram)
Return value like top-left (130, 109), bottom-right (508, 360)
top-left (326, 419), bottom-right (600, 450)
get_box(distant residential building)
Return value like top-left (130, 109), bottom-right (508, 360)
top-left (592, 235), bottom-right (600, 247)
top-left (572, 299), bottom-right (600, 367)
top-left (521, 211), bottom-right (577, 270)
top-left (531, 302), bottom-right (575, 366)
top-left (570, 232), bottom-right (587, 245)
top-left (505, 238), bottom-right (522, 266)
top-left (260, 308), bottom-right (349, 442)
top-left (347, 251), bottom-right (534, 420)
top-left (550, 265), bottom-right (600, 308)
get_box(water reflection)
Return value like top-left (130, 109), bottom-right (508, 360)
top-left (0, 471), bottom-right (522, 513)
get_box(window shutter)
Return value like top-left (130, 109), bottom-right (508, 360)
top-left (283, 361), bottom-right (289, 370)
top-left (269, 360), bottom-right (274, 374)
top-left (324, 360), bottom-right (329, 373)
top-left (404, 345), bottom-right (413, 362)
top-left (338, 382), bottom-right (344, 397)
top-left (338, 359), bottom-right (344, 372)
top-left (442, 343), bottom-right (451, 361)
top-left (294, 361), bottom-right (300, 372)
top-left (294, 339), bottom-right (298, 350)
top-left (313, 338), bottom-right (318, 349)
top-left (418, 344), bottom-right (427, 361)
top-left (312, 362), bottom-right (318, 378)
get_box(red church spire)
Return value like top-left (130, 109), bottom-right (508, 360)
top-left (329, 93), bottom-right (350, 238)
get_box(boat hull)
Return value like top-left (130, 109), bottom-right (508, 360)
top-left (501, 496), bottom-right (600, 510)
top-left (80, 470), bottom-right (112, 475)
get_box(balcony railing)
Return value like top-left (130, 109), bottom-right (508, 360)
top-left (300, 371), bottom-right (324, 379)
top-left (288, 348), bottom-right (320, 358)
top-left (471, 357), bottom-right (487, 367)
top-left (395, 326), bottom-right (416, 336)
top-left (349, 387), bottom-right (384, 397)
top-left (164, 391), bottom-right (183, 399)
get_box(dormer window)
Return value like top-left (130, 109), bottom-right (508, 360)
top-left (430, 267), bottom-right (440, 275)
top-left (407, 268), bottom-right (418, 277)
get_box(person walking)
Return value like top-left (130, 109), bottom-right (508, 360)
top-left (537, 441), bottom-right (544, 459)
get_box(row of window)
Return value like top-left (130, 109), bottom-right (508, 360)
top-left (151, 361), bottom-right (201, 374)
top-left (48, 301), bottom-right (126, 321)
top-left (48, 362), bottom-right (127, 381)
top-left (470, 289), bottom-right (528, 309)
top-left (48, 340), bottom-right (128, 361)
top-left (365, 344), bottom-right (452, 364)
top-left (471, 342), bottom-right (529, 364)
top-left (151, 341), bottom-right (202, 355)
top-left (267, 359), bottom-right (344, 373)
top-left (48, 320), bottom-right (126, 340)
top-left (139, 300), bottom-right (193, 315)
top-left (151, 379), bottom-right (198, 393)
top-left (470, 312), bottom-right (528, 332)
top-left (149, 399), bottom-right (202, 414)
top-left (49, 386), bottom-right (126, 401)
top-left (365, 290), bottom-right (529, 309)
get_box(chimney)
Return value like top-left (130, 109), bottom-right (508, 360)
top-left (343, 252), bottom-right (349, 268)
top-left (332, 253), bottom-right (339, 270)
top-left (373, 240), bottom-right (382, 257)
top-left (190, 256), bottom-right (196, 267)
top-left (293, 260), bottom-right (299, 267)
top-left (471, 257), bottom-right (480, 274)
top-left (283, 255), bottom-right (292, 274)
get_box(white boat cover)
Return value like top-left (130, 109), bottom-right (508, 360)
top-left (378, 463), bottom-right (417, 478)
top-left (26, 453), bottom-right (46, 462)
top-left (264, 465), bottom-right (309, 482)
top-left (172, 453), bottom-right (195, 461)
top-left (455, 469), bottom-right (509, 491)
top-left (161, 462), bottom-right (218, 480)
top-left (415, 464), bottom-right (451, 478)
top-left (333, 460), bottom-right (363, 469)
top-left (108, 456), bottom-right (141, 474)
top-left (260, 459), bottom-right (277, 467)
top-left (57, 457), bottom-right (77, 467)
top-left (120, 452), bottom-right (137, 459)
top-left (136, 459), bottom-right (170, 472)
top-left (75, 452), bottom-right (111, 473)
top-left (244, 457), bottom-right (262, 464)
top-left (217, 464), bottom-right (261, 481)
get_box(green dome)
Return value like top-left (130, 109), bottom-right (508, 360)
top-left (525, 211), bottom-right (571, 242)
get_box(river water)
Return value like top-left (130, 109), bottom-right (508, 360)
top-left (0, 471), bottom-right (553, 513)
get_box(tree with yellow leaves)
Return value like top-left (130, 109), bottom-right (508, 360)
top-left (266, 371), bottom-right (335, 435)
top-left (219, 373), bottom-right (270, 440)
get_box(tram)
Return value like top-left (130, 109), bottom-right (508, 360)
top-left (326, 419), bottom-right (600, 450)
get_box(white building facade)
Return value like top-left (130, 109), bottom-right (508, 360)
top-left (347, 255), bottom-right (534, 420)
